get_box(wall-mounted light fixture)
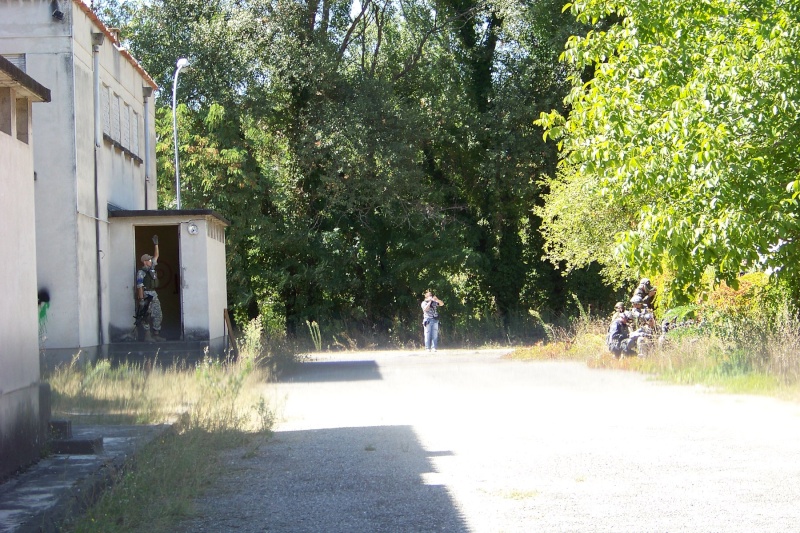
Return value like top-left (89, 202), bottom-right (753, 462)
top-left (51, 0), bottom-right (64, 20)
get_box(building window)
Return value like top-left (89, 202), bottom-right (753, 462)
top-left (121, 103), bottom-right (130, 149)
top-left (102, 84), bottom-right (110, 136)
top-left (0, 87), bottom-right (11, 136)
top-left (100, 86), bottom-right (143, 163)
top-left (131, 110), bottom-right (139, 156)
top-left (3, 54), bottom-right (26, 72)
top-left (16, 98), bottom-right (29, 144)
top-left (111, 92), bottom-right (120, 141)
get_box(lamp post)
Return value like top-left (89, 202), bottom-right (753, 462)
top-left (172, 57), bottom-right (190, 209)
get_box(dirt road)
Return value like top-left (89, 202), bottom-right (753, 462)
top-left (178, 349), bottom-right (800, 532)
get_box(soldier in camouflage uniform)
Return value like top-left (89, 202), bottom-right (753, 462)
top-left (612, 301), bottom-right (626, 321)
top-left (607, 311), bottom-right (636, 357)
top-left (630, 295), bottom-right (655, 331)
top-left (633, 278), bottom-right (657, 308)
top-left (136, 235), bottom-right (164, 342)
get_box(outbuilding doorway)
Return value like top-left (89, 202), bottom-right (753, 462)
top-left (135, 225), bottom-right (182, 340)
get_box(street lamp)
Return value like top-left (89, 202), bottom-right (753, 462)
top-left (172, 57), bottom-right (190, 209)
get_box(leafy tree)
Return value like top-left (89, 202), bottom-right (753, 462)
top-left (97, 0), bottom-right (611, 344)
top-left (538, 0), bottom-right (800, 300)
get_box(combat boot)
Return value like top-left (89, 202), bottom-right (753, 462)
top-left (152, 330), bottom-right (166, 342)
top-left (142, 329), bottom-right (154, 342)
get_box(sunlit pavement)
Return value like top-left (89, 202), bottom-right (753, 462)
top-left (180, 349), bottom-right (800, 532)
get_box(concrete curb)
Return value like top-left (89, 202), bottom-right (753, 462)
top-left (0, 424), bottom-right (171, 533)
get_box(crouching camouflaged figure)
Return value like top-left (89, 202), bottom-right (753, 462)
top-left (607, 311), bottom-right (637, 358)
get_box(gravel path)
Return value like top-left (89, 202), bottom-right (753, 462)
top-left (177, 349), bottom-right (800, 532)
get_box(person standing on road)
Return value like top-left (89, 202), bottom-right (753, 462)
top-left (421, 290), bottom-right (444, 352)
top-left (136, 235), bottom-right (164, 342)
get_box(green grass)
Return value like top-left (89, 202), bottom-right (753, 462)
top-left (71, 426), bottom-right (266, 532)
top-left (508, 317), bottom-right (800, 400)
top-left (46, 318), bottom-right (281, 532)
top-left (48, 356), bottom-right (194, 425)
top-left (47, 353), bottom-right (275, 429)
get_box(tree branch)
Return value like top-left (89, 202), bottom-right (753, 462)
top-left (337, 0), bottom-right (373, 63)
top-left (369, 0), bottom-right (390, 78)
top-left (392, 4), bottom-right (483, 82)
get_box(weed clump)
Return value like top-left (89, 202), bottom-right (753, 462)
top-left (47, 317), bottom-right (282, 532)
top-left (510, 276), bottom-right (800, 397)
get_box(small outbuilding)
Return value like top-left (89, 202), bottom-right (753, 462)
top-left (107, 209), bottom-right (230, 353)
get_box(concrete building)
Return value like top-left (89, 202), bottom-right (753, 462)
top-left (0, 55), bottom-right (51, 479)
top-left (107, 209), bottom-right (231, 349)
top-left (0, 0), bottom-right (231, 366)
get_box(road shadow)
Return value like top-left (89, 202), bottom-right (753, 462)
top-left (184, 424), bottom-right (469, 532)
top-left (278, 360), bottom-right (383, 383)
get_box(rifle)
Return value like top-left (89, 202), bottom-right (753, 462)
top-left (134, 295), bottom-right (154, 327)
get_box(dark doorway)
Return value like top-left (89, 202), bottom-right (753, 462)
top-left (135, 225), bottom-right (182, 340)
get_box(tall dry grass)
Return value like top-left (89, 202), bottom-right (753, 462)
top-left (49, 317), bottom-right (281, 532)
top-left (47, 317), bottom-right (276, 431)
top-left (511, 310), bottom-right (800, 399)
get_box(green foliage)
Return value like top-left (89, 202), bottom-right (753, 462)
top-left (95, 0), bottom-right (618, 344)
top-left (538, 0), bottom-right (800, 301)
top-left (238, 316), bottom-right (265, 367)
top-left (696, 272), bottom-right (786, 358)
top-left (711, 347), bottom-right (753, 377)
top-left (533, 167), bottom-right (638, 285)
top-left (517, 303), bottom-right (800, 396)
top-left (193, 316), bottom-right (268, 431)
top-left (306, 320), bottom-right (322, 351)
top-left (252, 396), bottom-right (276, 435)
top-left (193, 355), bottom-right (248, 430)
top-left (47, 320), bottom-right (281, 532)
top-left (661, 304), bottom-right (697, 323)
top-left (661, 321), bottom-right (703, 343)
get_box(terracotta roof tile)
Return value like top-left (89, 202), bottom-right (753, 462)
top-left (73, 0), bottom-right (158, 90)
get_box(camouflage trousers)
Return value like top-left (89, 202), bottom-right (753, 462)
top-left (143, 293), bottom-right (162, 332)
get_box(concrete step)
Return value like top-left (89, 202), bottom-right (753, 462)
top-left (0, 424), bottom-right (169, 532)
top-left (107, 340), bottom-right (230, 366)
top-left (48, 419), bottom-right (104, 455)
top-left (50, 437), bottom-right (104, 455)
top-left (49, 419), bottom-right (72, 439)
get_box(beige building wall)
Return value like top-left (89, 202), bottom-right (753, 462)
top-left (0, 0), bottom-right (157, 361)
top-left (0, 95), bottom-right (40, 409)
top-left (207, 220), bottom-right (229, 340)
top-left (181, 218), bottom-right (230, 341)
top-left (0, 60), bottom-right (50, 479)
top-left (0, 3), bottom-right (82, 352)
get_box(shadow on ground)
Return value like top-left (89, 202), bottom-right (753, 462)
top-left (0, 424), bottom-right (168, 533)
top-left (278, 360), bottom-right (383, 383)
top-left (179, 425), bottom-right (469, 533)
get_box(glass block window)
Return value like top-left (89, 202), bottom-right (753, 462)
top-left (121, 103), bottom-right (130, 148)
top-left (111, 92), bottom-right (120, 141)
top-left (131, 110), bottom-right (139, 156)
top-left (102, 85), bottom-right (110, 136)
